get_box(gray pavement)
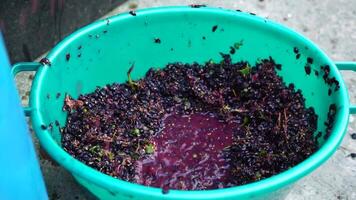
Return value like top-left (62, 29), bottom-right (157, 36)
top-left (16, 0), bottom-right (356, 199)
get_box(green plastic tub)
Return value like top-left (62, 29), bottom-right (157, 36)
top-left (12, 6), bottom-right (355, 200)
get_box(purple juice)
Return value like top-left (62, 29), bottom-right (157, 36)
top-left (135, 112), bottom-right (236, 190)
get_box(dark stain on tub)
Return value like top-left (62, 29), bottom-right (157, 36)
top-left (129, 10), bottom-right (137, 16)
top-left (39, 58), bottom-right (51, 66)
top-left (162, 188), bottom-right (169, 194)
top-left (77, 53), bottom-right (81, 58)
top-left (212, 25), bottom-right (218, 32)
top-left (77, 45), bottom-right (82, 50)
top-left (103, 30), bottom-right (108, 34)
top-left (307, 57), bottom-right (314, 64)
top-left (66, 53), bottom-right (70, 61)
top-left (56, 93), bottom-right (61, 99)
top-left (321, 65), bottom-right (340, 92)
top-left (305, 64), bottom-right (311, 75)
top-left (296, 53), bottom-right (301, 59)
top-left (314, 70), bottom-right (319, 76)
top-left (328, 88), bottom-right (332, 96)
top-left (321, 65), bottom-right (330, 77)
top-left (188, 39), bottom-right (192, 47)
top-left (229, 46), bottom-right (236, 54)
top-left (41, 124), bottom-right (47, 130)
top-left (48, 123), bottom-right (53, 132)
top-left (202, 36), bottom-right (206, 40)
top-left (46, 93), bottom-right (50, 99)
top-left (154, 38), bottom-right (161, 44)
top-left (108, 191), bottom-right (116, 196)
top-left (323, 103), bottom-right (336, 140)
top-left (236, 9), bottom-right (242, 12)
top-left (106, 18), bottom-right (110, 25)
top-left (293, 47), bottom-right (301, 60)
top-left (249, 12), bottom-right (256, 16)
top-left (190, 4), bottom-right (206, 8)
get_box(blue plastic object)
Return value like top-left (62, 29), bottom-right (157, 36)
top-left (0, 33), bottom-right (48, 200)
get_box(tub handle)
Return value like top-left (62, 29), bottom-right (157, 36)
top-left (11, 62), bottom-right (41, 116)
top-left (335, 62), bottom-right (356, 114)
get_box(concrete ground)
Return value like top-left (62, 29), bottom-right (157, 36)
top-left (16, 0), bottom-right (356, 199)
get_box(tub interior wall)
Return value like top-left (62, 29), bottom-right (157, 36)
top-left (35, 10), bottom-right (340, 148)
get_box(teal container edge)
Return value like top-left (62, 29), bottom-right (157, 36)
top-left (12, 6), bottom-right (355, 200)
top-left (1, 34), bottom-right (48, 199)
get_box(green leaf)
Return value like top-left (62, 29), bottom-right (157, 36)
top-left (97, 149), bottom-right (104, 157)
top-left (256, 58), bottom-right (262, 64)
top-left (258, 150), bottom-right (267, 157)
top-left (255, 172), bottom-right (262, 180)
top-left (127, 64), bottom-right (135, 83)
top-left (89, 145), bottom-right (100, 154)
top-left (131, 153), bottom-right (140, 160)
top-left (107, 151), bottom-right (115, 160)
top-left (127, 64), bottom-right (139, 90)
top-left (145, 143), bottom-right (155, 154)
top-left (239, 64), bottom-right (251, 76)
top-left (234, 40), bottom-right (244, 50)
top-left (184, 101), bottom-right (191, 110)
top-left (223, 104), bottom-right (231, 111)
top-left (131, 128), bottom-right (140, 136)
top-left (232, 89), bottom-right (237, 97)
top-left (243, 116), bottom-right (250, 126)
